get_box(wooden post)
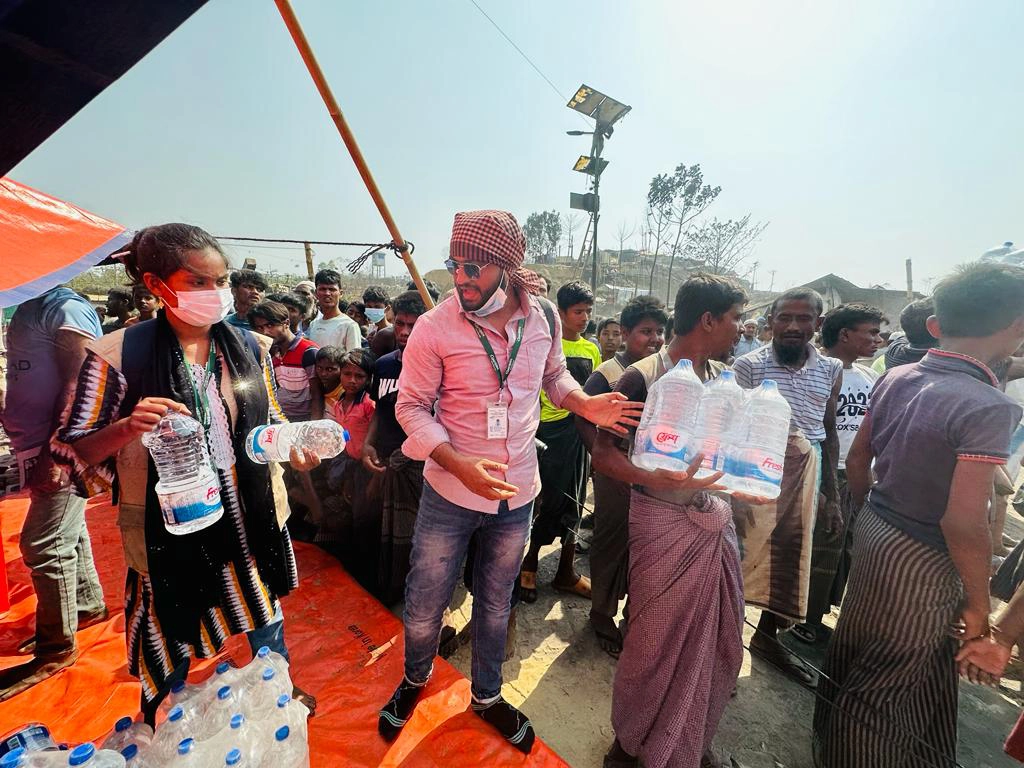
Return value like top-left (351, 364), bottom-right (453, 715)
top-left (274, 0), bottom-right (435, 309)
top-left (303, 241), bottom-right (314, 280)
top-left (905, 258), bottom-right (914, 301)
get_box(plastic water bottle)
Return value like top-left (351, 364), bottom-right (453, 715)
top-left (100, 718), bottom-right (153, 754)
top-left (242, 668), bottom-right (291, 721)
top-left (198, 662), bottom-right (243, 701)
top-left (259, 726), bottom-right (308, 768)
top-left (252, 646), bottom-right (289, 680)
top-left (118, 745), bottom-right (146, 768)
top-left (141, 412), bottom-right (224, 535)
top-left (686, 371), bottom-right (745, 478)
top-left (632, 359), bottom-right (705, 471)
top-left (266, 694), bottom-right (309, 745)
top-left (170, 739), bottom-right (205, 767)
top-left (724, 380), bottom-right (792, 499)
top-left (245, 421), bottom-right (349, 464)
top-left (65, 745), bottom-right (126, 768)
top-left (206, 714), bottom-right (262, 764)
top-left (151, 705), bottom-right (195, 763)
top-left (197, 686), bottom-right (244, 741)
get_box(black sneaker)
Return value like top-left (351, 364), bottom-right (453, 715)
top-left (378, 678), bottom-right (426, 741)
top-left (471, 696), bottom-right (535, 754)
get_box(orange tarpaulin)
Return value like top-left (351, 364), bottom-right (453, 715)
top-left (0, 494), bottom-right (568, 767)
top-left (0, 178), bottom-right (130, 308)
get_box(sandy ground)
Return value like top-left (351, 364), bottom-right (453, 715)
top-left (425, 500), bottom-right (1024, 767)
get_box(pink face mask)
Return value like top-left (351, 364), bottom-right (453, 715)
top-left (163, 285), bottom-right (234, 327)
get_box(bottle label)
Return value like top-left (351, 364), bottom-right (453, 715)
top-left (158, 477), bottom-right (223, 525)
top-left (647, 425), bottom-right (686, 457)
top-left (248, 425), bottom-right (280, 462)
top-left (727, 453), bottom-right (784, 485)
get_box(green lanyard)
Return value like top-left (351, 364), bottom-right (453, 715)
top-left (471, 318), bottom-right (525, 398)
top-left (190, 344), bottom-right (217, 429)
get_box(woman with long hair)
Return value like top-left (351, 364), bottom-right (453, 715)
top-left (52, 223), bottom-right (319, 723)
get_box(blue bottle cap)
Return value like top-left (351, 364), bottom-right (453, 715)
top-left (218, 685), bottom-right (231, 699)
top-left (719, 370), bottom-right (734, 381)
top-left (0, 748), bottom-right (26, 768)
top-left (178, 738), bottom-right (194, 755)
top-left (261, 667), bottom-right (274, 681)
top-left (276, 693), bottom-right (290, 708)
top-left (168, 705), bottom-right (184, 722)
top-left (230, 713), bottom-right (245, 729)
top-left (256, 646), bottom-right (270, 658)
top-left (115, 716), bottom-right (133, 732)
top-left (216, 661), bottom-right (231, 674)
top-left (68, 744), bottom-right (96, 766)
top-left (226, 748), bottom-right (242, 765)
top-left (275, 725), bottom-right (290, 742)
top-left (121, 744), bottom-right (138, 760)
top-left (171, 680), bottom-right (187, 694)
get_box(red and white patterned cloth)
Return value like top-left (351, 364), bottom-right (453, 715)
top-left (449, 210), bottom-right (545, 295)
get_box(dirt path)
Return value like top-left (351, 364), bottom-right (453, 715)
top-left (435, 511), bottom-right (1024, 767)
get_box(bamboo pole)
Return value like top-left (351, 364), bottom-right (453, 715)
top-left (274, 0), bottom-right (434, 308)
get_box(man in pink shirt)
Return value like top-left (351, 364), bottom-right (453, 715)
top-left (378, 210), bottom-right (641, 753)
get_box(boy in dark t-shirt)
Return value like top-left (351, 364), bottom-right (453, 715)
top-left (363, 291), bottom-right (431, 605)
top-left (813, 263), bottom-right (1024, 768)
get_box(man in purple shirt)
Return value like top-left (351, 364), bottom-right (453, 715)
top-left (378, 210), bottom-right (641, 753)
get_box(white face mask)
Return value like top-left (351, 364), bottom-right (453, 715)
top-left (165, 286), bottom-right (234, 327)
top-left (470, 273), bottom-right (509, 318)
top-left (364, 307), bottom-right (387, 324)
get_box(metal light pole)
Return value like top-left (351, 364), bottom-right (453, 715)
top-left (590, 128), bottom-right (604, 292)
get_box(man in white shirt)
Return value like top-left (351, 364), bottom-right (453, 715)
top-left (306, 268), bottom-right (361, 352)
top-left (793, 303), bottom-right (884, 646)
top-left (733, 319), bottom-right (762, 357)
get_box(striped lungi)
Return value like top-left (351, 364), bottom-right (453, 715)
top-left (812, 505), bottom-right (962, 768)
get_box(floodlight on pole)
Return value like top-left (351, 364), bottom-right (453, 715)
top-left (566, 84), bottom-right (630, 292)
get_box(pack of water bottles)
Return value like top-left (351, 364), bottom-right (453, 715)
top-left (632, 359), bottom-right (792, 499)
top-left (0, 647), bottom-right (309, 768)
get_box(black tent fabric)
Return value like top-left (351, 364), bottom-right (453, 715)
top-left (0, 0), bottom-right (208, 175)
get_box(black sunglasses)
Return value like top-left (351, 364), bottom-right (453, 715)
top-left (444, 259), bottom-right (487, 280)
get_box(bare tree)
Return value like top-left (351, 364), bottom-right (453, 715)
top-left (562, 212), bottom-right (583, 261)
top-left (663, 164), bottom-right (721, 304)
top-left (645, 174), bottom-right (676, 295)
top-left (686, 215), bottom-right (768, 279)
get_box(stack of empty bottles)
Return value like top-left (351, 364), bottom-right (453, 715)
top-left (0, 647), bottom-right (309, 768)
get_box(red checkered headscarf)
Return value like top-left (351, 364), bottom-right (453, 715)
top-left (449, 210), bottom-right (546, 295)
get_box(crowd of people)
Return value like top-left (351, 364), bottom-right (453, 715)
top-left (3, 210), bottom-right (1024, 768)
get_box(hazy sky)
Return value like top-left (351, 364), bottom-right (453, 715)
top-left (11, 0), bottom-right (1023, 293)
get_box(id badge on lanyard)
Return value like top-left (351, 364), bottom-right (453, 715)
top-left (473, 318), bottom-right (524, 440)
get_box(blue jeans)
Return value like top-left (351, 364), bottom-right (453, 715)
top-left (404, 482), bottom-right (533, 700)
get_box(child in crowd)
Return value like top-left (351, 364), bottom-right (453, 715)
top-left (249, 300), bottom-right (319, 422)
top-left (123, 283), bottom-right (162, 326)
top-left (322, 348), bottom-right (376, 460)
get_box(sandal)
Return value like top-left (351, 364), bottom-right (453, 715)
top-left (552, 574), bottom-right (592, 600)
top-left (748, 637), bottom-right (816, 689)
top-left (790, 622), bottom-right (818, 645)
top-left (519, 571), bottom-right (538, 604)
